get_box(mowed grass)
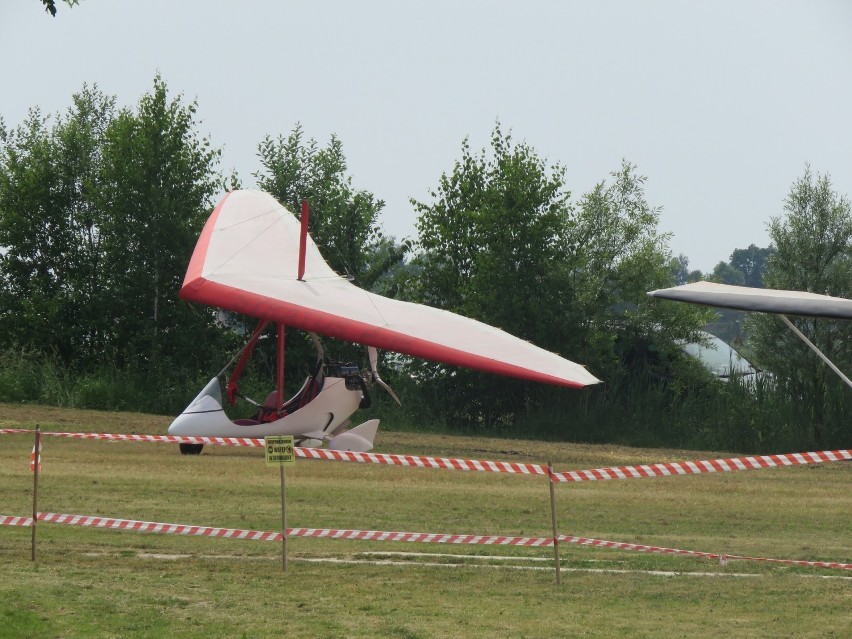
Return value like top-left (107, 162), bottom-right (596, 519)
top-left (1, 403), bottom-right (849, 638)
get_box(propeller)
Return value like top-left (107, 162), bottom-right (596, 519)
top-left (367, 346), bottom-right (401, 406)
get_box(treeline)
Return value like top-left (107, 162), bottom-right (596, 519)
top-left (1, 78), bottom-right (849, 452)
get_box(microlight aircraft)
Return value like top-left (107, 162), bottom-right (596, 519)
top-left (169, 190), bottom-right (600, 454)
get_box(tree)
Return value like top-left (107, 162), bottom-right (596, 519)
top-left (255, 124), bottom-right (404, 288)
top-left (410, 127), bottom-right (708, 428)
top-left (710, 244), bottom-right (773, 287)
top-left (671, 254), bottom-right (703, 285)
top-left (710, 260), bottom-right (745, 285)
top-left (0, 85), bottom-right (115, 362)
top-left (746, 167), bottom-right (852, 446)
top-left (410, 126), bottom-right (577, 426)
top-left (730, 244), bottom-right (773, 288)
top-left (414, 127), bottom-right (570, 340)
top-left (95, 75), bottom-right (226, 372)
top-left (565, 162), bottom-right (712, 383)
top-left (0, 78), bottom-right (229, 379)
top-left (706, 244), bottom-right (774, 343)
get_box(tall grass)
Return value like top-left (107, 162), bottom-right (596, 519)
top-left (373, 364), bottom-right (848, 453)
top-left (0, 349), bottom-right (206, 415)
top-left (1, 349), bottom-right (847, 452)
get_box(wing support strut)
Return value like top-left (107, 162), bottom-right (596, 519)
top-left (779, 314), bottom-right (852, 390)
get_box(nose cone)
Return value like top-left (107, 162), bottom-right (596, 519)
top-left (168, 386), bottom-right (226, 435)
top-left (168, 377), bottom-right (228, 436)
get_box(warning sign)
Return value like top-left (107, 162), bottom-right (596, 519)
top-left (265, 436), bottom-right (296, 466)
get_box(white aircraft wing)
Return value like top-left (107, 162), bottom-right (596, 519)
top-left (181, 190), bottom-right (600, 389)
top-left (648, 281), bottom-right (852, 320)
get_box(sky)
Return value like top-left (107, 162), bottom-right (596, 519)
top-left (1, 0), bottom-right (851, 273)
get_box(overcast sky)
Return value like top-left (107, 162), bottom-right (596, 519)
top-left (2, 0), bottom-right (850, 272)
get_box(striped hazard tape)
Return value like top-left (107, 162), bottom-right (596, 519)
top-left (0, 429), bottom-right (544, 475)
top-left (0, 430), bottom-right (265, 447)
top-left (0, 515), bottom-right (33, 527)
top-left (36, 513), bottom-right (280, 540)
top-left (2, 512), bottom-right (848, 570)
top-left (295, 447), bottom-right (545, 475)
top-left (549, 449), bottom-right (851, 483)
top-left (287, 528), bottom-right (552, 546)
top-left (17, 513), bottom-right (549, 546)
top-left (557, 535), bottom-right (852, 570)
top-left (1, 429), bottom-right (848, 480)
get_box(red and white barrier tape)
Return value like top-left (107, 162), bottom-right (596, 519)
top-left (11, 513), bottom-right (548, 546)
top-left (36, 512), bottom-right (280, 540)
top-left (0, 429), bottom-right (265, 447)
top-left (1, 429), bottom-right (848, 480)
top-left (0, 429), bottom-right (545, 475)
top-left (549, 449), bottom-right (851, 483)
top-left (2, 512), bottom-right (848, 570)
top-left (0, 515), bottom-right (33, 527)
top-left (295, 447), bottom-right (545, 475)
top-left (558, 535), bottom-right (852, 571)
top-left (286, 528), bottom-right (552, 546)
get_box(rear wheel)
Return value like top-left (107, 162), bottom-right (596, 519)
top-left (179, 443), bottom-right (204, 455)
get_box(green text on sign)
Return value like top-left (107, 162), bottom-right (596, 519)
top-left (265, 436), bottom-right (296, 466)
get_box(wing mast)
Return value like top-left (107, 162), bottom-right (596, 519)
top-left (297, 199), bottom-right (310, 282)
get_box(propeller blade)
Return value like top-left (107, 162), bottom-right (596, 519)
top-left (367, 346), bottom-right (402, 406)
top-left (376, 376), bottom-right (402, 406)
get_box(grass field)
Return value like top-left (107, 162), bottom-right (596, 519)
top-left (1, 403), bottom-right (850, 638)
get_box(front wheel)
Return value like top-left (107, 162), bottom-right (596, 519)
top-left (179, 443), bottom-right (204, 455)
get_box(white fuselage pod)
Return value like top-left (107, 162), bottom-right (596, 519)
top-left (167, 376), bottom-right (362, 440)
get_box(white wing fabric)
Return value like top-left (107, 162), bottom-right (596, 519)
top-left (648, 281), bottom-right (852, 320)
top-left (181, 190), bottom-right (600, 389)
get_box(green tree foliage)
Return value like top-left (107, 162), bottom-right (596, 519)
top-left (0, 86), bottom-right (115, 362)
top-left (410, 127), bottom-right (575, 426)
top-left (95, 75), bottom-right (225, 372)
top-left (0, 78), bottom-right (229, 393)
top-left (710, 260), bottom-right (745, 285)
top-left (671, 254), bottom-right (703, 285)
top-left (255, 124), bottom-right (406, 288)
top-left (414, 127), bottom-right (569, 343)
top-left (711, 244), bottom-right (773, 287)
top-left (746, 168), bottom-right (851, 446)
top-left (410, 126), bottom-right (709, 428)
top-left (730, 244), bottom-right (773, 288)
top-left (567, 162), bottom-right (710, 373)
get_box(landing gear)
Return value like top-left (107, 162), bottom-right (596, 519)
top-left (179, 443), bottom-right (204, 455)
